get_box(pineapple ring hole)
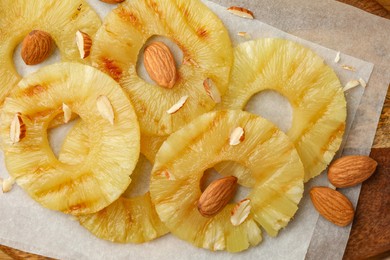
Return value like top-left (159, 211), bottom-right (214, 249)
top-left (245, 90), bottom-right (293, 133)
top-left (13, 40), bottom-right (60, 77)
top-left (200, 166), bottom-right (250, 203)
top-left (48, 118), bottom-right (78, 160)
top-left (136, 35), bottom-right (183, 87)
top-left (122, 154), bottom-right (153, 198)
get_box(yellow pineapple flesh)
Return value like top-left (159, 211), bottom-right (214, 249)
top-left (150, 110), bottom-right (304, 252)
top-left (0, 0), bottom-right (101, 105)
top-left (91, 0), bottom-right (233, 136)
top-left (0, 63), bottom-right (140, 215)
top-left (219, 39), bottom-right (347, 181)
top-left (60, 121), bottom-right (168, 243)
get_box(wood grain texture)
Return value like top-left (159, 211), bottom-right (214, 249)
top-left (0, 0), bottom-right (389, 259)
top-left (373, 85), bottom-right (390, 148)
top-left (343, 148), bottom-right (390, 260)
top-left (338, 0), bottom-right (390, 18)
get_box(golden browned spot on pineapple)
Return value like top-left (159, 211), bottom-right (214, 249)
top-left (197, 27), bottom-right (209, 39)
top-left (320, 122), bottom-right (346, 154)
top-left (71, 3), bottom-right (83, 20)
top-left (148, 0), bottom-right (160, 14)
top-left (116, 6), bottom-right (140, 25)
top-left (101, 57), bottom-right (122, 82)
top-left (68, 203), bottom-right (87, 213)
top-left (25, 85), bottom-right (47, 97)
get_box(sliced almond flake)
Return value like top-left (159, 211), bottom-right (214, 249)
top-left (203, 78), bottom-right (221, 103)
top-left (237, 32), bottom-right (252, 40)
top-left (76, 30), bottom-right (92, 59)
top-left (334, 51), bottom-right (341, 63)
top-left (229, 127), bottom-right (245, 146)
top-left (341, 64), bottom-right (356, 72)
top-left (2, 177), bottom-right (15, 193)
top-left (343, 80), bottom-right (360, 92)
top-left (328, 183), bottom-right (336, 190)
top-left (358, 78), bottom-right (367, 88)
top-left (96, 95), bottom-right (115, 125)
top-left (227, 6), bottom-right (254, 19)
top-left (10, 113), bottom-right (26, 144)
top-left (231, 199), bottom-right (251, 226)
top-left (62, 103), bottom-right (72, 123)
top-left (167, 96), bottom-right (188, 114)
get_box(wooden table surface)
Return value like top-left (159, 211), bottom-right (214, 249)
top-left (1, 1), bottom-right (389, 259)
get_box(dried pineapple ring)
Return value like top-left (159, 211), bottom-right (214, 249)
top-left (0, 63), bottom-right (140, 215)
top-left (0, 0), bottom-right (101, 105)
top-left (219, 39), bottom-right (347, 182)
top-left (150, 110), bottom-right (304, 252)
top-left (59, 122), bottom-right (168, 243)
top-left (91, 0), bottom-right (233, 136)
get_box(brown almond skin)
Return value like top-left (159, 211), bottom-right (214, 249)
top-left (310, 187), bottom-right (354, 227)
top-left (144, 42), bottom-right (177, 89)
top-left (198, 176), bottom-right (238, 217)
top-left (328, 155), bottom-right (378, 188)
top-left (21, 30), bottom-right (54, 65)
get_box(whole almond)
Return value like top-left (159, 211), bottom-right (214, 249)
top-left (198, 176), bottom-right (238, 217)
top-left (310, 187), bottom-right (354, 227)
top-left (21, 30), bottom-right (54, 65)
top-left (144, 42), bottom-right (177, 89)
top-left (328, 155), bottom-right (377, 188)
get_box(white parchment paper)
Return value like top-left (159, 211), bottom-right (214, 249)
top-left (1, 0), bottom-right (388, 259)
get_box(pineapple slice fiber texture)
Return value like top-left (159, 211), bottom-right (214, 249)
top-left (0, 0), bottom-right (101, 105)
top-left (219, 39), bottom-right (347, 182)
top-left (150, 110), bottom-right (304, 252)
top-left (91, 0), bottom-right (233, 136)
top-left (59, 121), bottom-right (168, 243)
top-left (0, 63), bottom-right (140, 215)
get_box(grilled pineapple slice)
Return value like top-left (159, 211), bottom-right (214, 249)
top-left (150, 110), bottom-right (304, 252)
top-left (59, 121), bottom-right (168, 243)
top-left (0, 0), bottom-right (101, 105)
top-left (219, 39), bottom-right (347, 181)
top-left (0, 63), bottom-right (140, 215)
top-left (91, 0), bottom-right (233, 136)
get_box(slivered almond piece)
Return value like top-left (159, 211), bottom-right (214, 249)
top-left (96, 95), bottom-right (115, 125)
top-left (237, 32), bottom-right (252, 40)
top-left (62, 103), bottom-right (72, 123)
top-left (341, 65), bottom-right (356, 71)
top-left (167, 96), bottom-right (188, 114)
top-left (229, 127), bottom-right (245, 146)
top-left (10, 113), bottom-right (26, 143)
top-left (231, 199), bottom-right (251, 226)
top-left (343, 80), bottom-right (360, 92)
top-left (198, 176), bottom-right (238, 217)
top-left (203, 78), bottom-right (221, 103)
top-left (76, 30), bottom-right (92, 59)
top-left (358, 78), bottom-right (367, 88)
top-left (334, 51), bottom-right (341, 63)
top-left (2, 177), bottom-right (15, 193)
top-left (144, 42), bottom-right (177, 89)
top-left (227, 6), bottom-right (254, 19)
